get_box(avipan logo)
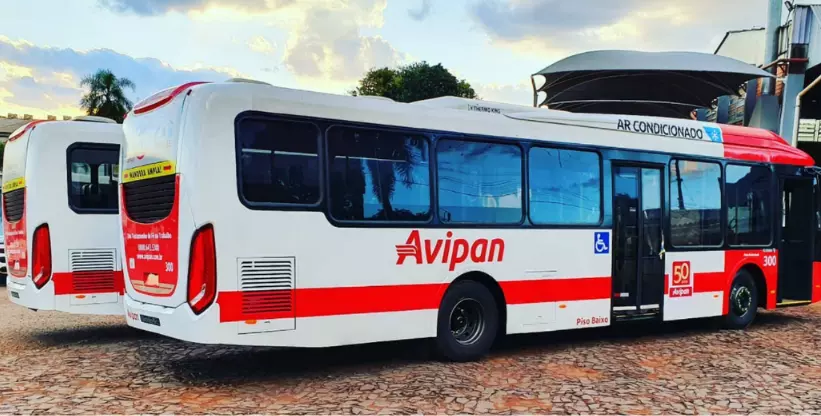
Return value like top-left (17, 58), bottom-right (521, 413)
top-left (396, 230), bottom-right (505, 271)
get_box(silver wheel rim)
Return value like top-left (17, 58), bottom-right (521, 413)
top-left (449, 298), bottom-right (485, 346)
top-left (732, 285), bottom-right (752, 316)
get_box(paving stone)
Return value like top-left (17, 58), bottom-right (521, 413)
top-left (2, 287), bottom-right (821, 414)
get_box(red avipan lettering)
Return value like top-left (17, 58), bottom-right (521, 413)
top-left (396, 230), bottom-right (505, 271)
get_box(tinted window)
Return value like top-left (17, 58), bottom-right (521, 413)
top-left (726, 164), bottom-right (772, 246)
top-left (327, 126), bottom-right (431, 221)
top-left (529, 147), bottom-right (601, 224)
top-left (436, 139), bottom-right (522, 224)
top-left (236, 118), bottom-right (320, 205)
top-left (68, 144), bottom-right (120, 213)
top-left (669, 159), bottom-right (722, 247)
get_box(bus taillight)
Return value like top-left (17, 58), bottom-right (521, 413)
top-left (31, 224), bottom-right (52, 289)
top-left (187, 224), bottom-right (216, 315)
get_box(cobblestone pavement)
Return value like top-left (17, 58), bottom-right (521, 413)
top-left (2, 286), bottom-right (821, 415)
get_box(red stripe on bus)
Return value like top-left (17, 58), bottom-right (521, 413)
top-left (692, 272), bottom-right (726, 293)
top-left (500, 277), bottom-right (611, 304)
top-left (813, 262), bottom-right (821, 304)
top-left (216, 277), bottom-right (612, 323)
top-left (664, 271), bottom-right (725, 295)
top-left (53, 271), bottom-right (125, 295)
top-left (217, 283), bottom-right (447, 323)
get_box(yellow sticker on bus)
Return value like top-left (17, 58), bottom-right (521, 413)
top-left (122, 161), bottom-right (176, 183)
top-left (2, 177), bottom-right (25, 193)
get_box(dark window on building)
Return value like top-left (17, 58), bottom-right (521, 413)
top-left (67, 144), bottom-right (120, 213)
top-left (236, 118), bottom-right (320, 206)
top-left (529, 147), bottom-right (601, 225)
top-left (436, 139), bottom-right (522, 224)
top-left (669, 159), bottom-right (723, 247)
top-left (327, 126), bottom-right (431, 222)
top-left (725, 164), bottom-right (772, 246)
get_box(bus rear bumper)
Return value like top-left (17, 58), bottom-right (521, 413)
top-left (6, 276), bottom-right (56, 311)
top-left (124, 293), bottom-right (227, 344)
top-left (6, 276), bottom-right (124, 315)
top-left (124, 293), bottom-right (438, 348)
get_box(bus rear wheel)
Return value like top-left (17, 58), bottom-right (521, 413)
top-left (722, 270), bottom-right (758, 330)
top-left (434, 280), bottom-right (499, 362)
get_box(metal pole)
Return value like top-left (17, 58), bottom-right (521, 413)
top-left (763, 0), bottom-right (783, 95)
top-left (791, 74), bottom-right (821, 147)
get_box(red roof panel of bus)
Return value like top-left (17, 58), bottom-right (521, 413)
top-left (8, 120), bottom-right (50, 142)
top-left (720, 124), bottom-right (814, 166)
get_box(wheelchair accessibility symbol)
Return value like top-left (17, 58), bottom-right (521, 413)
top-left (594, 232), bottom-right (610, 254)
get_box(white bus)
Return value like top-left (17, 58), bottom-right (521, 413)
top-left (121, 80), bottom-right (821, 361)
top-left (4, 116), bottom-right (124, 315)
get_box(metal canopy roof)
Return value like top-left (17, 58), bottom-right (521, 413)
top-left (531, 50), bottom-right (774, 117)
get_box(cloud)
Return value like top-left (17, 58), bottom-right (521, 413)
top-left (468, 0), bottom-right (766, 56)
top-left (473, 82), bottom-right (533, 106)
top-left (0, 36), bottom-right (241, 119)
top-left (282, 0), bottom-right (406, 83)
top-left (248, 36), bottom-right (276, 55)
top-left (97, 0), bottom-right (287, 16)
top-left (408, 0), bottom-right (432, 21)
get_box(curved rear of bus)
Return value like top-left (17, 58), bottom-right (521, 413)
top-left (3, 119), bottom-right (125, 315)
top-left (120, 82), bottom-right (210, 313)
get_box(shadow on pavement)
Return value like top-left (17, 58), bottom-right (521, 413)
top-left (159, 309), bottom-right (809, 387)
top-left (32, 323), bottom-right (159, 346)
top-left (162, 338), bottom-right (433, 386)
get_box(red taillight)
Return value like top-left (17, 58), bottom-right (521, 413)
top-left (133, 81), bottom-right (210, 115)
top-left (187, 224), bottom-right (216, 315)
top-left (31, 224), bottom-right (52, 289)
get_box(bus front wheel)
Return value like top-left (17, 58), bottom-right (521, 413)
top-left (434, 280), bottom-right (499, 362)
top-left (722, 270), bottom-right (758, 330)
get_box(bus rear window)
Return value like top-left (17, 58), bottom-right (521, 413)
top-left (67, 143), bottom-right (120, 213)
top-left (236, 117), bottom-right (321, 206)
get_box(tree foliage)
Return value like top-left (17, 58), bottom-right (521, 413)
top-left (350, 61), bottom-right (478, 103)
top-left (79, 69), bottom-right (136, 123)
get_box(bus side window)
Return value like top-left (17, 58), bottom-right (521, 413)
top-left (236, 118), bottom-right (321, 206)
top-left (66, 144), bottom-right (120, 213)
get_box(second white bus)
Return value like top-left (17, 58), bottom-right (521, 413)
top-left (4, 116), bottom-right (125, 315)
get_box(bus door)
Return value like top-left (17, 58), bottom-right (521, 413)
top-left (777, 173), bottom-right (815, 306)
top-left (611, 165), bottom-right (665, 320)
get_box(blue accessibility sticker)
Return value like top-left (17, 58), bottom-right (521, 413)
top-left (594, 232), bottom-right (610, 254)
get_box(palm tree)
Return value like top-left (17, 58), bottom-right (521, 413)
top-left (79, 69), bottom-right (136, 123)
top-left (365, 139), bottom-right (420, 220)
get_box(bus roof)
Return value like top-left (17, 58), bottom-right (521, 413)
top-left (7, 116), bottom-right (120, 142)
top-left (130, 80), bottom-right (814, 167)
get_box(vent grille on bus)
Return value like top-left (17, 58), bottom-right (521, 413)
top-left (123, 175), bottom-right (175, 223)
top-left (3, 189), bottom-right (24, 222)
top-left (70, 249), bottom-right (117, 293)
top-left (238, 257), bottom-right (295, 316)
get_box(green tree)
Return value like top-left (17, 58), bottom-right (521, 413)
top-left (0, 141), bottom-right (5, 171)
top-left (79, 69), bottom-right (136, 123)
top-left (350, 61), bottom-right (478, 103)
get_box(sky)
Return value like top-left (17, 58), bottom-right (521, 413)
top-left (0, 0), bottom-right (768, 119)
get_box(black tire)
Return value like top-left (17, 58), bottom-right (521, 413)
top-left (722, 270), bottom-right (758, 330)
top-left (434, 280), bottom-right (499, 362)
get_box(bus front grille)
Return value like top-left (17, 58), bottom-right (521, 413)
top-left (123, 175), bottom-right (175, 223)
top-left (3, 189), bottom-right (24, 222)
